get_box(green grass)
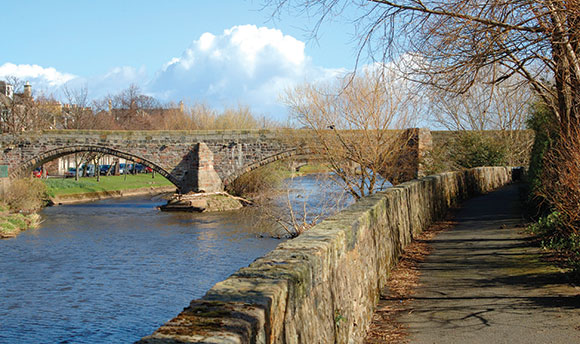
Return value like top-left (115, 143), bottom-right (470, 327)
top-left (0, 212), bottom-right (40, 237)
top-left (6, 214), bottom-right (27, 229)
top-left (43, 174), bottom-right (174, 196)
top-left (297, 163), bottom-right (331, 175)
top-left (0, 221), bottom-right (17, 235)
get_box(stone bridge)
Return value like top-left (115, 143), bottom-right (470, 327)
top-left (0, 129), bottom-right (431, 193)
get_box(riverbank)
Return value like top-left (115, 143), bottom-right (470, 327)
top-left (0, 205), bottom-right (41, 239)
top-left (44, 174), bottom-right (176, 204)
top-left (50, 185), bottom-right (177, 205)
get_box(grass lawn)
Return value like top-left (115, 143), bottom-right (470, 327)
top-left (44, 174), bottom-right (175, 197)
top-left (297, 163), bottom-right (331, 175)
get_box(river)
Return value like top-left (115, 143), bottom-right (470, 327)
top-left (0, 174), bottom-right (350, 343)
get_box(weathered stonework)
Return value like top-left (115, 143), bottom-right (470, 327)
top-left (0, 130), bottom-right (294, 193)
top-left (0, 177), bottom-right (8, 197)
top-left (0, 129), bottom-right (430, 194)
top-left (137, 166), bottom-right (514, 344)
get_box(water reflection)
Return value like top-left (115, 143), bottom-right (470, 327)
top-left (0, 195), bottom-right (280, 343)
top-left (0, 174), bottom-right (351, 343)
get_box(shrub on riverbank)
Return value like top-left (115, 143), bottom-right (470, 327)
top-left (0, 206), bottom-right (42, 239)
top-left (226, 161), bottom-right (292, 200)
top-left (4, 178), bottom-right (48, 212)
top-left (0, 178), bottom-right (46, 238)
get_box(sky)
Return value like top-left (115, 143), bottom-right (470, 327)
top-left (0, 0), bottom-right (367, 121)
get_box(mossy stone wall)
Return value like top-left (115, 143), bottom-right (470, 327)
top-left (138, 166), bottom-right (513, 344)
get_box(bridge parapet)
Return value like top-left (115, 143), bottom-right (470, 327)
top-left (0, 128), bottom-right (431, 193)
top-left (0, 130), bottom-right (292, 193)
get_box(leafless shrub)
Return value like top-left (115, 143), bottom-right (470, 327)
top-left (255, 173), bottom-right (350, 238)
top-left (284, 68), bottom-right (418, 199)
top-left (540, 127), bottom-right (580, 235)
top-left (4, 178), bottom-right (48, 212)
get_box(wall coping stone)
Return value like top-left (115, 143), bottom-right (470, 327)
top-left (138, 166), bottom-right (514, 344)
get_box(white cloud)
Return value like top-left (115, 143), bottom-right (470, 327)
top-left (1, 26), bottom-right (345, 120)
top-left (0, 63), bottom-right (149, 100)
top-left (0, 63), bottom-right (77, 89)
top-left (148, 25), bottom-right (343, 119)
top-left (84, 66), bottom-right (148, 99)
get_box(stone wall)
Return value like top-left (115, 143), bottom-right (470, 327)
top-left (1, 129), bottom-right (430, 194)
top-left (0, 130), bottom-right (291, 193)
top-left (138, 166), bottom-right (514, 344)
top-left (0, 177), bottom-right (9, 198)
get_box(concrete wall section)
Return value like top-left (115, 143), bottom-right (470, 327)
top-left (138, 167), bottom-right (513, 344)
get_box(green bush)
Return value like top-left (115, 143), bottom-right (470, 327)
top-left (528, 211), bottom-right (562, 238)
top-left (528, 211), bottom-right (580, 276)
top-left (450, 132), bottom-right (507, 168)
top-left (526, 103), bottom-right (558, 207)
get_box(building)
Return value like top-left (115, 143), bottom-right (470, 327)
top-left (0, 81), bottom-right (35, 133)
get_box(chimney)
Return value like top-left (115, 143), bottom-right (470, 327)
top-left (179, 100), bottom-right (184, 114)
top-left (108, 99), bottom-right (112, 114)
top-left (23, 82), bottom-right (32, 98)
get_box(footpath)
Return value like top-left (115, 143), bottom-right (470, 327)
top-left (380, 184), bottom-right (579, 343)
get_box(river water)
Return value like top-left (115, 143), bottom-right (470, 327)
top-left (0, 174), bottom-right (350, 343)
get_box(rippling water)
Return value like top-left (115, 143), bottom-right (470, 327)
top-left (0, 174), bottom-right (354, 343)
top-left (0, 195), bottom-right (282, 343)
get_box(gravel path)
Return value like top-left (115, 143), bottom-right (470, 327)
top-left (399, 184), bottom-right (580, 344)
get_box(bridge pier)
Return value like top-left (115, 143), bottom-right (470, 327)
top-left (0, 177), bottom-right (8, 198)
top-left (0, 129), bottom-right (436, 195)
top-left (180, 142), bottom-right (222, 194)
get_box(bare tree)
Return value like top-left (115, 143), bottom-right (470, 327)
top-left (107, 84), bottom-right (160, 129)
top-left (35, 94), bottom-right (63, 130)
top-left (258, 173), bottom-right (350, 237)
top-left (284, 68), bottom-right (418, 199)
top-left (61, 83), bottom-right (93, 129)
top-left (430, 69), bottom-right (531, 132)
top-left (429, 68), bottom-right (534, 166)
top-left (0, 77), bottom-right (37, 133)
top-left (266, 0), bottom-right (580, 138)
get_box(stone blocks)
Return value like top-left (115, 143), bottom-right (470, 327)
top-left (138, 166), bottom-right (513, 344)
top-left (0, 129), bottom-right (430, 195)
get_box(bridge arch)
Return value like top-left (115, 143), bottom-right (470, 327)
top-left (222, 149), bottom-right (315, 187)
top-left (11, 145), bottom-right (181, 188)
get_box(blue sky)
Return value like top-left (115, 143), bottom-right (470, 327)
top-left (1, 1), bottom-right (366, 119)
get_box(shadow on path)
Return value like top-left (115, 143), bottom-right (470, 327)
top-left (399, 184), bottom-right (580, 343)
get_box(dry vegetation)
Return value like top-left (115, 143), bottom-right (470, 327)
top-left (3, 177), bottom-right (47, 212)
top-left (364, 218), bottom-right (456, 343)
top-left (284, 68), bottom-right (420, 199)
top-left (1, 83), bottom-right (276, 133)
top-left (0, 178), bottom-right (46, 238)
